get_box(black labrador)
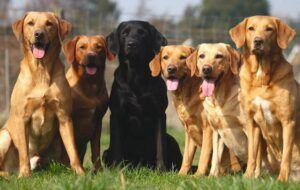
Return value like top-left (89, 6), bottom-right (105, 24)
top-left (103, 21), bottom-right (182, 170)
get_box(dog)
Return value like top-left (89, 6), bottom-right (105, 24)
top-left (62, 35), bottom-right (114, 171)
top-left (0, 12), bottom-right (84, 177)
top-left (186, 43), bottom-right (246, 176)
top-left (149, 45), bottom-right (213, 176)
top-left (230, 16), bottom-right (300, 181)
top-left (102, 21), bottom-right (182, 170)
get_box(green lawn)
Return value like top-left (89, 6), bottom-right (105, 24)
top-left (0, 127), bottom-right (299, 190)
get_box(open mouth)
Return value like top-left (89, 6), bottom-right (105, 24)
top-left (252, 47), bottom-right (264, 55)
top-left (30, 42), bottom-right (49, 59)
top-left (201, 72), bottom-right (223, 97)
top-left (166, 76), bottom-right (179, 91)
top-left (85, 63), bottom-right (98, 75)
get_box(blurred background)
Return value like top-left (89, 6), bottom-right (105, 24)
top-left (0, 0), bottom-right (300, 128)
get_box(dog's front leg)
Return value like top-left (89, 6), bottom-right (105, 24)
top-left (277, 120), bottom-right (295, 182)
top-left (195, 126), bottom-right (213, 176)
top-left (156, 115), bottom-right (167, 171)
top-left (245, 120), bottom-right (261, 178)
top-left (7, 118), bottom-right (30, 177)
top-left (57, 111), bottom-right (84, 175)
top-left (210, 130), bottom-right (221, 176)
top-left (91, 120), bottom-right (102, 172)
top-left (179, 129), bottom-right (196, 175)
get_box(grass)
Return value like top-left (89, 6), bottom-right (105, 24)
top-left (0, 127), bottom-right (299, 190)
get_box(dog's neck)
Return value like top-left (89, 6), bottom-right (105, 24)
top-left (243, 47), bottom-right (289, 86)
top-left (119, 54), bottom-right (154, 81)
top-left (22, 41), bottom-right (61, 86)
top-left (211, 71), bottom-right (239, 106)
top-left (171, 75), bottom-right (201, 101)
top-left (71, 65), bottom-right (106, 95)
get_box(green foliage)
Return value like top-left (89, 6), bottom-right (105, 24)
top-left (0, 129), bottom-right (300, 189)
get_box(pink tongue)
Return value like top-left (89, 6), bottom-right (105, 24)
top-left (32, 45), bottom-right (45, 59)
top-left (201, 80), bottom-right (215, 97)
top-left (85, 67), bottom-right (97, 75)
top-left (166, 79), bottom-right (179, 91)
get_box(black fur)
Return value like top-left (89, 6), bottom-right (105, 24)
top-left (103, 21), bottom-right (182, 170)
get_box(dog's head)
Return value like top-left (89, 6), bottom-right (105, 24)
top-left (230, 15), bottom-right (296, 56)
top-left (12, 12), bottom-right (71, 60)
top-left (106, 21), bottom-right (167, 65)
top-left (64, 35), bottom-right (115, 77)
top-left (149, 45), bottom-right (194, 91)
top-left (186, 43), bottom-right (241, 97)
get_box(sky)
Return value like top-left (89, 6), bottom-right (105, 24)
top-left (11, 0), bottom-right (300, 21)
top-left (115, 0), bottom-right (300, 21)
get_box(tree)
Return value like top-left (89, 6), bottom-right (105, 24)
top-left (0, 0), bottom-right (10, 19)
top-left (179, 0), bottom-right (270, 44)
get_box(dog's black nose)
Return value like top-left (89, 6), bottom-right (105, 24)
top-left (167, 65), bottom-right (177, 74)
top-left (127, 41), bottom-right (137, 48)
top-left (202, 65), bottom-right (212, 75)
top-left (34, 30), bottom-right (44, 40)
top-left (254, 37), bottom-right (264, 47)
top-left (86, 53), bottom-right (96, 63)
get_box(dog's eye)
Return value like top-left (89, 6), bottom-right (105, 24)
top-left (137, 29), bottom-right (146, 36)
top-left (46, 21), bottom-right (53, 27)
top-left (215, 54), bottom-right (223, 59)
top-left (248, 26), bottom-right (254, 31)
top-left (27, 21), bottom-right (34, 26)
top-left (122, 29), bottom-right (129, 37)
top-left (199, 54), bottom-right (205, 59)
top-left (179, 55), bottom-right (187, 60)
top-left (163, 55), bottom-right (169, 60)
top-left (266, 27), bottom-right (273, 32)
top-left (96, 44), bottom-right (102, 50)
top-left (79, 45), bottom-right (86, 50)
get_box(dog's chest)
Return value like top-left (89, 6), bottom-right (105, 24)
top-left (25, 86), bottom-right (60, 153)
top-left (250, 96), bottom-right (282, 155)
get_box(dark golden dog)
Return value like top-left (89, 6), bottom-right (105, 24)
top-left (63, 35), bottom-right (114, 171)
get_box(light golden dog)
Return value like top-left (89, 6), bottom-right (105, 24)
top-left (149, 45), bottom-right (213, 176)
top-left (230, 15), bottom-right (300, 181)
top-left (186, 43), bottom-right (245, 176)
top-left (62, 35), bottom-right (114, 171)
top-left (0, 12), bottom-right (84, 177)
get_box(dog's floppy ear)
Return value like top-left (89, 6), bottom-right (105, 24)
top-left (105, 41), bottom-right (116, 61)
top-left (229, 18), bottom-right (248, 49)
top-left (149, 47), bottom-right (163, 77)
top-left (106, 27), bottom-right (120, 55)
top-left (97, 35), bottom-right (115, 61)
top-left (12, 13), bottom-right (28, 41)
top-left (55, 15), bottom-right (72, 41)
top-left (186, 47), bottom-right (200, 77)
top-left (276, 19), bottom-right (296, 49)
top-left (63, 35), bottom-right (80, 64)
top-left (226, 45), bottom-right (241, 75)
top-left (149, 24), bottom-right (168, 53)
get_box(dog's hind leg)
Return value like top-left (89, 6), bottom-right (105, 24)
top-left (0, 129), bottom-right (13, 176)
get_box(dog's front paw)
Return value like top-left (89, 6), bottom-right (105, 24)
top-left (74, 166), bottom-right (85, 175)
top-left (277, 168), bottom-right (289, 182)
top-left (194, 169), bottom-right (206, 177)
top-left (178, 167), bottom-right (189, 176)
top-left (18, 167), bottom-right (30, 178)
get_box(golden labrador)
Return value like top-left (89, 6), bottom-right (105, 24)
top-left (149, 45), bottom-right (213, 176)
top-left (62, 35), bottom-right (114, 171)
top-left (0, 12), bottom-right (84, 177)
top-left (230, 15), bottom-right (299, 181)
top-left (186, 43), bottom-right (245, 176)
